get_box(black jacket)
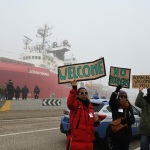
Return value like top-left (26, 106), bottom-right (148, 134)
top-left (109, 92), bottom-right (135, 142)
top-left (34, 86), bottom-right (40, 94)
top-left (21, 86), bottom-right (29, 95)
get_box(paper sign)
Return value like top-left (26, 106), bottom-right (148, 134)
top-left (109, 66), bottom-right (131, 88)
top-left (132, 75), bottom-right (150, 88)
top-left (58, 57), bottom-right (106, 84)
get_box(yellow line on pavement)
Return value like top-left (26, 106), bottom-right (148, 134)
top-left (0, 100), bottom-right (10, 111)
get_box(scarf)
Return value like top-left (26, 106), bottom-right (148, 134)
top-left (119, 100), bottom-right (129, 108)
top-left (77, 97), bottom-right (90, 107)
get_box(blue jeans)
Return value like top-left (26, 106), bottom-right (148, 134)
top-left (141, 135), bottom-right (150, 150)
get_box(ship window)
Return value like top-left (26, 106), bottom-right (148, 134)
top-left (35, 56), bottom-right (37, 59)
top-left (29, 56), bottom-right (31, 59)
top-left (38, 56), bottom-right (41, 59)
top-left (32, 56), bottom-right (34, 59)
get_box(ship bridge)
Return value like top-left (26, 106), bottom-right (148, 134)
top-left (47, 40), bottom-right (70, 61)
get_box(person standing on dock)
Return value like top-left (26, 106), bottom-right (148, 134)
top-left (21, 85), bottom-right (29, 100)
top-left (34, 85), bottom-right (40, 99)
top-left (7, 80), bottom-right (15, 100)
top-left (15, 86), bottom-right (21, 100)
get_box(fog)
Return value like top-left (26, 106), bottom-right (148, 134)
top-left (0, 0), bottom-right (150, 99)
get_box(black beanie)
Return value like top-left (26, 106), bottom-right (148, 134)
top-left (118, 90), bottom-right (127, 97)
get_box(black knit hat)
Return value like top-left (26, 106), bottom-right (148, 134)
top-left (118, 90), bottom-right (127, 97)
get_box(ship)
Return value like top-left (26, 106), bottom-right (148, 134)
top-left (0, 24), bottom-right (77, 98)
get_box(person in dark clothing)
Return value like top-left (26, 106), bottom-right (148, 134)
top-left (5, 83), bottom-right (8, 100)
top-left (0, 84), bottom-right (6, 100)
top-left (109, 85), bottom-right (135, 150)
top-left (21, 85), bottom-right (29, 100)
top-left (135, 87), bottom-right (150, 150)
top-left (34, 85), bottom-right (40, 99)
top-left (15, 86), bottom-right (21, 100)
top-left (7, 80), bottom-right (15, 100)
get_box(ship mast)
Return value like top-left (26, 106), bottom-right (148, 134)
top-left (23, 36), bottom-right (32, 49)
top-left (37, 24), bottom-right (53, 51)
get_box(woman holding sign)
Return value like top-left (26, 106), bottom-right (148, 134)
top-left (109, 85), bottom-right (135, 150)
top-left (135, 87), bottom-right (150, 150)
top-left (66, 80), bottom-right (99, 150)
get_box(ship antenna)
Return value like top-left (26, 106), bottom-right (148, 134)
top-left (23, 36), bottom-right (32, 49)
top-left (37, 24), bottom-right (53, 51)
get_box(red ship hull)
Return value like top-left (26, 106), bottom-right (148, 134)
top-left (0, 62), bottom-right (70, 98)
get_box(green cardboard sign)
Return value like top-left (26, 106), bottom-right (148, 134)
top-left (109, 66), bottom-right (131, 88)
top-left (58, 57), bottom-right (106, 84)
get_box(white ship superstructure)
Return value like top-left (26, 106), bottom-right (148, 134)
top-left (22, 24), bottom-right (77, 73)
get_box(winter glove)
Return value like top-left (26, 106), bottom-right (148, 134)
top-left (121, 118), bottom-right (127, 125)
top-left (72, 85), bottom-right (77, 90)
top-left (70, 80), bottom-right (77, 90)
top-left (115, 85), bottom-right (122, 93)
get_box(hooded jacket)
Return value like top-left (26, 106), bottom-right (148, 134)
top-left (66, 88), bottom-right (95, 150)
top-left (135, 91), bottom-right (150, 136)
top-left (109, 92), bottom-right (135, 142)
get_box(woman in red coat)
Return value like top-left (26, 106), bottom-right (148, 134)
top-left (66, 80), bottom-right (99, 150)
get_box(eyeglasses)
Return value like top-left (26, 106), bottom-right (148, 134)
top-left (119, 95), bottom-right (127, 99)
top-left (79, 92), bottom-right (88, 95)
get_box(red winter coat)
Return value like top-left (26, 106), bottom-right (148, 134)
top-left (66, 89), bottom-right (95, 150)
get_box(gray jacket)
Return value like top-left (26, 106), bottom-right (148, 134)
top-left (135, 91), bottom-right (150, 136)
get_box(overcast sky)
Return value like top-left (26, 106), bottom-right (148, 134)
top-left (0, 0), bottom-right (149, 97)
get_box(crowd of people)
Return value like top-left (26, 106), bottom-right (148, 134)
top-left (0, 78), bottom-right (149, 149)
top-left (0, 80), bottom-right (40, 100)
top-left (66, 80), bottom-right (150, 150)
